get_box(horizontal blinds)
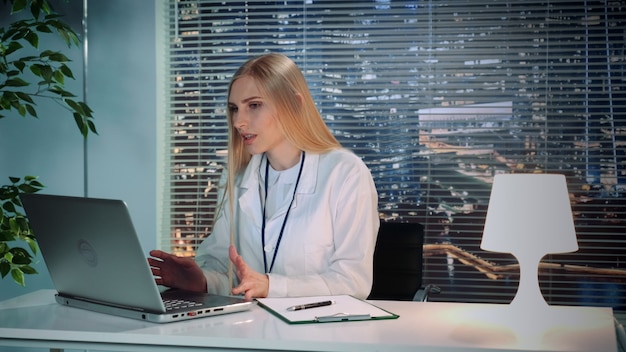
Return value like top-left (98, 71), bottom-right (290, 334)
top-left (161, 0), bottom-right (626, 311)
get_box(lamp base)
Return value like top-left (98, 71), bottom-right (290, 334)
top-left (509, 254), bottom-right (549, 309)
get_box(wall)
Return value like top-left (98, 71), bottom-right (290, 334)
top-left (0, 0), bottom-right (156, 302)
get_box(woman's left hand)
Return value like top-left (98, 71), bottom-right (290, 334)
top-left (229, 245), bottom-right (269, 300)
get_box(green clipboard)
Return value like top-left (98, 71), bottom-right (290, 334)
top-left (256, 294), bottom-right (399, 324)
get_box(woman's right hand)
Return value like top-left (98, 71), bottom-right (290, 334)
top-left (148, 250), bottom-right (208, 293)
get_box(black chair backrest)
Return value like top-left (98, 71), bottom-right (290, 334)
top-left (367, 221), bottom-right (425, 301)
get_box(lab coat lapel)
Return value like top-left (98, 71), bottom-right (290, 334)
top-left (297, 152), bottom-right (318, 196)
top-left (238, 155), bottom-right (263, 230)
top-left (287, 152), bottom-right (318, 211)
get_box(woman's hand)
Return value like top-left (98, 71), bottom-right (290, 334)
top-left (148, 250), bottom-right (208, 293)
top-left (229, 245), bottom-right (269, 300)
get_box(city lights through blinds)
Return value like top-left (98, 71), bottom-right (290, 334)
top-left (158, 0), bottom-right (626, 311)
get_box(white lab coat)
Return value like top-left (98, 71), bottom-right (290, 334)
top-left (195, 148), bottom-right (379, 299)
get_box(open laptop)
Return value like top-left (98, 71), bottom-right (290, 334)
top-left (20, 193), bottom-right (254, 323)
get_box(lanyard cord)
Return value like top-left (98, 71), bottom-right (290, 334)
top-left (261, 152), bottom-right (306, 274)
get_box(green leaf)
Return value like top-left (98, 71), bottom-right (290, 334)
top-left (10, 28), bottom-right (28, 41)
top-left (11, 268), bottom-right (25, 286)
top-left (11, 0), bottom-right (28, 14)
top-left (88, 120), bottom-right (98, 135)
top-left (19, 55), bottom-right (39, 61)
top-left (79, 101), bottom-right (94, 117)
top-left (11, 98), bottom-right (22, 110)
top-left (38, 65), bottom-right (53, 83)
top-left (5, 41), bottom-right (24, 56)
top-left (49, 52), bottom-right (70, 62)
top-left (53, 69), bottom-right (65, 84)
top-left (3, 201), bottom-right (16, 213)
top-left (25, 237), bottom-right (38, 255)
top-left (73, 112), bottom-right (88, 137)
top-left (1, 91), bottom-right (17, 104)
top-left (25, 31), bottom-right (39, 48)
top-left (0, 98), bottom-right (10, 111)
top-left (65, 98), bottom-right (83, 115)
top-left (8, 217), bottom-right (19, 233)
top-left (56, 29), bottom-right (70, 47)
top-left (0, 261), bottom-right (9, 278)
top-left (15, 216), bottom-right (30, 232)
top-left (59, 64), bottom-right (74, 79)
top-left (35, 24), bottom-right (52, 33)
top-left (39, 49), bottom-right (56, 58)
top-left (4, 78), bottom-right (29, 87)
top-left (20, 265), bottom-right (38, 275)
top-left (15, 92), bottom-right (34, 104)
top-left (29, 63), bottom-right (42, 77)
top-left (25, 104), bottom-right (37, 117)
top-left (0, 230), bottom-right (15, 242)
top-left (18, 183), bottom-right (40, 193)
top-left (31, 2), bottom-right (42, 21)
top-left (10, 248), bottom-right (32, 265)
top-left (46, 20), bottom-right (80, 46)
top-left (49, 86), bottom-right (74, 97)
top-left (41, 0), bottom-right (52, 16)
top-left (67, 31), bottom-right (80, 47)
top-left (2, 20), bottom-right (25, 42)
top-left (9, 177), bottom-right (20, 183)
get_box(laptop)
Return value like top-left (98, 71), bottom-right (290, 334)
top-left (20, 193), bottom-right (254, 323)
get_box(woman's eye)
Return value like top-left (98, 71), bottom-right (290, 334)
top-left (228, 105), bottom-right (238, 113)
top-left (249, 102), bottom-right (262, 109)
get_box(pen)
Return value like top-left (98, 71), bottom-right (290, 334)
top-left (286, 300), bottom-right (335, 311)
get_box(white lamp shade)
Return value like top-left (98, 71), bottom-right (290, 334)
top-left (481, 173), bottom-right (578, 255)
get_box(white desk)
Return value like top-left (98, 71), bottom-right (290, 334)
top-left (0, 290), bottom-right (617, 352)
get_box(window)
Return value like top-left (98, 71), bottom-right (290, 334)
top-left (158, 0), bottom-right (626, 311)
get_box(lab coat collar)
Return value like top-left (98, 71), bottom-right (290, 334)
top-left (237, 152), bottom-right (318, 229)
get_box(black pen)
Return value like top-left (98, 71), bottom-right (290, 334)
top-left (286, 300), bottom-right (335, 311)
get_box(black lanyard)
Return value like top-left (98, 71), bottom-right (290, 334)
top-left (261, 152), bottom-right (306, 274)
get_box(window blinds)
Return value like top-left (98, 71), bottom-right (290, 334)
top-left (159, 0), bottom-right (626, 311)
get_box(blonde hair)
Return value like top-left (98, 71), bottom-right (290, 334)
top-left (226, 53), bottom-right (340, 176)
top-left (221, 53), bottom-right (341, 283)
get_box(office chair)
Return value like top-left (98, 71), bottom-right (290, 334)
top-left (368, 220), bottom-right (437, 301)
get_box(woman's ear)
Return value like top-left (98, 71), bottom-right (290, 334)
top-left (295, 92), bottom-right (304, 105)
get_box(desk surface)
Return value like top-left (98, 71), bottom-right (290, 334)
top-left (0, 290), bottom-right (617, 352)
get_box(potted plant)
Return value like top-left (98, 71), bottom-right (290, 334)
top-left (0, 0), bottom-right (96, 286)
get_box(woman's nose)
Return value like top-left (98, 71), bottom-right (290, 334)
top-left (232, 111), bottom-right (246, 128)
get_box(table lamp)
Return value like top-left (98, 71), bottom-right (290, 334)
top-left (480, 173), bottom-right (578, 309)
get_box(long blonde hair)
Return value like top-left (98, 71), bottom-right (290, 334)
top-left (222, 53), bottom-right (341, 284)
top-left (226, 53), bottom-right (340, 176)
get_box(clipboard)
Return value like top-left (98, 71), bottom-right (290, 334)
top-left (256, 294), bottom-right (399, 324)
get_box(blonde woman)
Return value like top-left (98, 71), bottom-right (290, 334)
top-left (149, 53), bottom-right (379, 300)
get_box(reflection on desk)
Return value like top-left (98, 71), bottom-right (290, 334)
top-left (0, 290), bottom-right (618, 352)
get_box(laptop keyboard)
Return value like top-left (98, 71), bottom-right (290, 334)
top-left (163, 298), bottom-right (203, 311)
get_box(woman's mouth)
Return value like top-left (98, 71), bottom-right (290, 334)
top-left (242, 133), bottom-right (256, 145)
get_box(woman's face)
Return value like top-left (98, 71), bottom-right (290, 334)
top-left (228, 75), bottom-right (291, 161)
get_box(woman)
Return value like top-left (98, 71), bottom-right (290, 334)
top-left (149, 53), bottom-right (379, 301)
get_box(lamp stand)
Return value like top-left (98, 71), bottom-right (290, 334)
top-left (510, 251), bottom-right (548, 309)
